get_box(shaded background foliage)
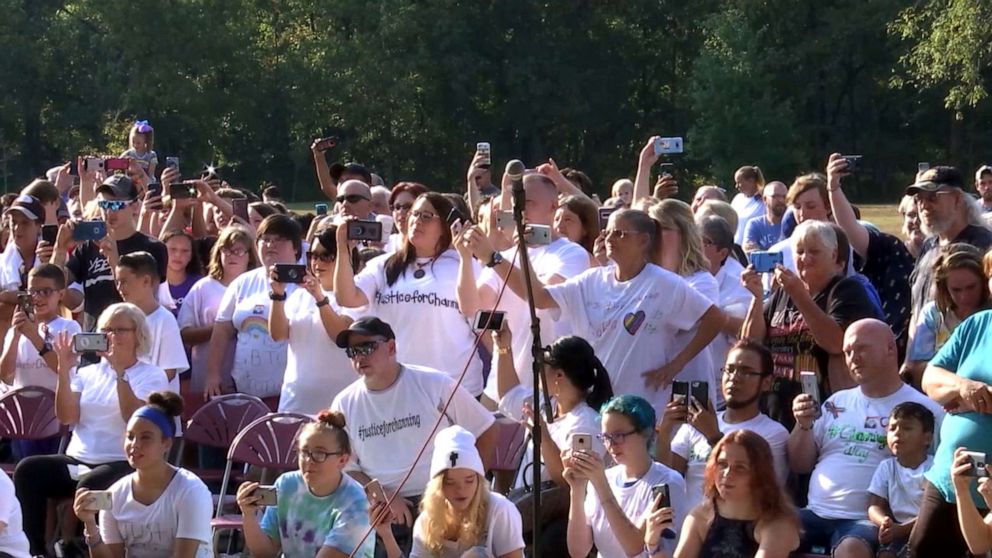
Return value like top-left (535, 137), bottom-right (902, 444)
top-left (0, 0), bottom-right (989, 202)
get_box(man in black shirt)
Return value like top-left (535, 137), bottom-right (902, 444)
top-left (906, 166), bottom-right (992, 326)
top-left (52, 175), bottom-right (167, 330)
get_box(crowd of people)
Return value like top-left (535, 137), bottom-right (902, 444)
top-left (0, 119), bottom-right (991, 558)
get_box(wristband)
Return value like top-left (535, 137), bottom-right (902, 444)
top-left (269, 291), bottom-right (287, 301)
top-left (84, 528), bottom-right (102, 547)
top-left (485, 251), bottom-right (504, 268)
top-left (316, 296), bottom-right (330, 308)
top-left (38, 342), bottom-right (53, 358)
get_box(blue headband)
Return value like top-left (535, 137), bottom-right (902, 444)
top-left (133, 406), bottom-right (176, 438)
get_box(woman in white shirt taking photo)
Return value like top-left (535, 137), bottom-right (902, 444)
top-left (73, 391), bottom-right (213, 557)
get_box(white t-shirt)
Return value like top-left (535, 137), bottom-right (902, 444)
top-left (280, 287), bottom-right (360, 415)
top-left (497, 385), bottom-right (606, 489)
top-left (478, 238), bottom-right (590, 401)
top-left (545, 264), bottom-right (713, 410)
top-left (410, 492), bottom-right (524, 558)
top-left (1, 316), bottom-right (80, 390)
top-left (584, 462), bottom-right (687, 558)
top-left (0, 243), bottom-right (38, 291)
top-left (671, 411), bottom-right (789, 511)
top-left (331, 365), bottom-right (495, 498)
top-left (671, 271), bottom-right (720, 404)
top-left (352, 250), bottom-right (484, 395)
top-left (143, 305), bottom-right (189, 393)
top-left (216, 267), bottom-right (295, 398)
top-left (731, 193), bottom-right (765, 245)
top-left (711, 258), bottom-right (753, 406)
top-left (177, 277), bottom-right (231, 393)
top-left (0, 469), bottom-right (30, 558)
top-left (868, 455), bottom-right (933, 524)
top-left (808, 384), bottom-right (945, 520)
top-left (67, 359), bottom-right (169, 463)
top-left (99, 468), bottom-right (213, 557)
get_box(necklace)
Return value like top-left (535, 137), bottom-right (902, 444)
top-left (412, 257), bottom-right (434, 279)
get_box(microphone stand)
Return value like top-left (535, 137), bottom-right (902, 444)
top-left (510, 177), bottom-right (555, 557)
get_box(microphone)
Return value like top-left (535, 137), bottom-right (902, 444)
top-left (506, 159), bottom-right (526, 221)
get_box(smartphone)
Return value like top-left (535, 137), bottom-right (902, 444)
top-left (41, 224), bottom-right (58, 245)
top-left (231, 198), bottom-right (250, 222)
top-left (571, 433), bottom-right (593, 453)
top-left (165, 156), bottom-right (180, 172)
top-left (365, 479), bottom-right (387, 507)
top-left (671, 381), bottom-right (690, 408)
top-left (842, 155), bottom-right (862, 173)
top-left (495, 210), bottom-right (515, 230)
top-left (800, 371), bottom-right (820, 406)
top-left (85, 490), bottom-right (113, 511)
top-left (253, 485), bottom-right (278, 506)
top-left (315, 203), bottom-right (328, 216)
top-left (651, 484), bottom-right (671, 511)
top-left (524, 224), bottom-right (552, 245)
top-left (473, 310), bottom-right (506, 331)
top-left (917, 162), bottom-right (930, 173)
top-left (68, 160), bottom-right (79, 176)
top-left (965, 451), bottom-right (990, 478)
top-left (169, 181), bottom-right (198, 199)
top-left (73, 220), bottom-right (107, 242)
top-left (658, 162), bottom-right (675, 176)
top-left (749, 250), bottom-right (783, 273)
top-left (598, 207), bottom-right (619, 229)
top-left (104, 157), bottom-right (129, 172)
top-left (476, 142), bottom-right (492, 167)
top-left (274, 264), bottom-right (307, 284)
top-left (654, 136), bottom-right (684, 155)
top-left (16, 292), bottom-right (33, 321)
top-left (146, 181), bottom-right (163, 199)
top-left (73, 333), bottom-right (109, 353)
top-left (690, 381), bottom-right (709, 411)
top-left (83, 157), bottom-right (104, 173)
top-left (314, 136), bottom-right (338, 151)
top-left (347, 220), bottom-right (383, 242)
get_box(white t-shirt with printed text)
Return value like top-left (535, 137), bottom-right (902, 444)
top-left (331, 365), bottom-right (495, 498)
top-left (2, 316), bottom-right (80, 390)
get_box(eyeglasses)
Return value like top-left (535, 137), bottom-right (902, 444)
top-left (97, 200), bottom-right (133, 212)
top-left (721, 365), bottom-right (768, 380)
top-left (391, 203), bottom-right (414, 212)
top-left (222, 247), bottom-right (249, 258)
top-left (604, 229), bottom-right (641, 240)
top-left (258, 235), bottom-right (290, 245)
top-left (410, 210), bottom-right (438, 223)
top-left (913, 190), bottom-right (956, 204)
top-left (345, 340), bottom-right (383, 359)
top-left (337, 194), bottom-right (370, 204)
top-left (307, 251), bottom-right (335, 263)
top-left (100, 327), bottom-right (135, 335)
top-left (28, 288), bottom-right (58, 297)
top-left (598, 429), bottom-right (638, 446)
top-left (299, 448), bottom-right (345, 463)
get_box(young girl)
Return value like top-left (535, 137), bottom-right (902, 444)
top-left (376, 425), bottom-right (525, 558)
top-left (122, 120), bottom-right (158, 176)
top-left (72, 391), bottom-right (214, 557)
top-left (236, 410), bottom-right (374, 557)
top-left (648, 430), bottom-right (800, 558)
top-left (159, 230), bottom-right (204, 316)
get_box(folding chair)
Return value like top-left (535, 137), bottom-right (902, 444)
top-left (0, 386), bottom-right (64, 474)
top-left (210, 412), bottom-right (313, 553)
top-left (484, 415), bottom-right (527, 494)
top-left (174, 393), bottom-right (269, 481)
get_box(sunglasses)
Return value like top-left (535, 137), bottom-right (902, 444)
top-left (97, 200), bottom-right (133, 212)
top-left (345, 340), bottom-right (382, 359)
top-left (337, 194), bottom-right (370, 204)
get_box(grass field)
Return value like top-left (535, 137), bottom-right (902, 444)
top-left (289, 201), bottom-right (905, 237)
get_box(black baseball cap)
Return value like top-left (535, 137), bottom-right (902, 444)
top-left (95, 175), bottom-right (140, 200)
top-left (335, 316), bottom-right (396, 348)
top-left (905, 166), bottom-right (965, 195)
top-left (3, 194), bottom-right (45, 223)
top-left (329, 162), bottom-right (372, 183)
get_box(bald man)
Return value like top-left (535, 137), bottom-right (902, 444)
top-left (742, 181), bottom-right (788, 253)
top-left (787, 319), bottom-right (944, 558)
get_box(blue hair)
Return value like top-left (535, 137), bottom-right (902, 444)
top-left (600, 395), bottom-right (656, 434)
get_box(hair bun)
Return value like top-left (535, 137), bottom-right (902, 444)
top-left (317, 409), bottom-right (347, 429)
top-left (148, 391), bottom-right (183, 418)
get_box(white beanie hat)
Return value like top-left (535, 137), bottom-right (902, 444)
top-left (430, 425), bottom-right (485, 479)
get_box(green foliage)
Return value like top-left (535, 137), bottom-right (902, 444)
top-left (0, 0), bottom-right (988, 203)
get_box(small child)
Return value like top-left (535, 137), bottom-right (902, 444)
top-left (867, 401), bottom-right (936, 558)
top-left (122, 120), bottom-right (158, 177)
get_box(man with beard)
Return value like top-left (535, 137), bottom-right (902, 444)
top-left (906, 166), bottom-right (992, 326)
top-left (976, 165), bottom-right (992, 213)
top-left (654, 338), bottom-right (788, 511)
top-left (742, 181), bottom-right (787, 253)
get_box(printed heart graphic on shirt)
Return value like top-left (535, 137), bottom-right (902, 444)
top-left (623, 311), bottom-right (646, 335)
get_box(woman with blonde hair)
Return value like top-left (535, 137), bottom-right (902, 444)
top-left (376, 425), bottom-right (525, 558)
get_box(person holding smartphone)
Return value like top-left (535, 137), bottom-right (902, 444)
top-left (0, 195), bottom-right (45, 306)
top-left (236, 409), bottom-right (374, 557)
top-left (13, 302), bottom-right (169, 555)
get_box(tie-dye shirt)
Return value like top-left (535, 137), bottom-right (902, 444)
top-left (260, 471), bottom-right (374, 557)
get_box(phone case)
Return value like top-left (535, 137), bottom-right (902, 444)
top-left (690, 381), bottom-right (709, 410)
top-left (571, 433), bottom-right (593, 452)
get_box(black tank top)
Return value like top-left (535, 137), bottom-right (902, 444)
top-left (698, 511), bottom-right (759, 558)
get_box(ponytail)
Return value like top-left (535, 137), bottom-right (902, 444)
top-left (545, 336), bottom-right (614, 411)
top-left (584, 355), bottom-right (614, 411)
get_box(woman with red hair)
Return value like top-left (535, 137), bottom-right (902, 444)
top-left (644, 430), bottom-right (799, 557)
